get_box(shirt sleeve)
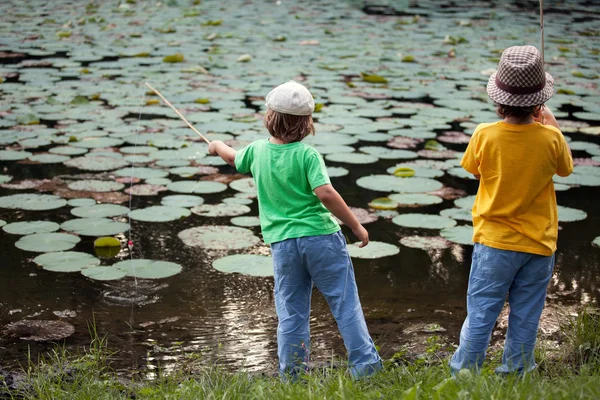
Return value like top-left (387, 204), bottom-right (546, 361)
top-left (234, 143), bottom-right (253, 174)
top-left (460, 130), bottom-right (480, 175)
top-left (306, 151), bottom-right (331, 190)
top-left (556, 135), bottom-right (573, 177)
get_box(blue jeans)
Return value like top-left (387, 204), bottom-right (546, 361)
top-left (271, 230), bottom-right (382, 379)
top-left (450, 243), bottom-right (555, 375)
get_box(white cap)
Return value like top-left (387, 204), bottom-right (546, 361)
top-left (265, 80), bottom-right (314, 116)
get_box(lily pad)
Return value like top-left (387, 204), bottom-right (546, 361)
top-left (71, 204), bottom-right (130, 218)
top-left (67, 180), bottom-right (125, 192)
top-left (368, 197), bottom-right (398, 210)
top-left (81, 266), bottom-right (128, 281)
top-left (4, 320), bottom-right (74, 341)
top-left (593, 237), bottom-right (600, 248)
top-left (229, 177), bottom-right (256, 194)
top-left (128, 206), bottom-right (191, 222)
top-left (61, 218), bottom-right (130, 236)
top-left (392, 213), bottom-right (457, 229)
top-left (326, 153), bottom-right (379, 164)
top-left (440, 208), bottom-right (473, 221)
top-left (67, 198), bottom-right (97, 207)
top-left (178, 225), bottom-right (261, 250)
top-left (357, 175), bottom-right (443, 193)
top-left (113, 259), bottom-right (183, 279)
top-left (3, 221), bottom-right (60, 235)
top-left (388, 193), bottom-right (443, 206)
top-left (400, 236), bottom-right (452, 250)
top-left (15, 233), bottom-right (80, 252)
top-left (29, 154), bottom-right (71, 164)
top-left (0, 194), bottom-right (67, 211)
top-left (94, 237), bottom-right (121, 248)
top-left (161, 194), bottom-right (204, 208)
top-left (167, 181), bottom-right (228, 194)
top-left (191, 203), bottom-right (251, 217)
top-left (347, 241), bottom-right (400, 259)
top-left (440, 225), bottom-right (473, 245)
top-left (212, 254), bottom-right (273, 277)
top-left (0, 150), bottom-right (33, 161)
top-left (557, 205), bottom-right (587, 222)
top-left (230, 216), bottom-right (261, 227)
top-left (33, 251), bottom-right (100, 272)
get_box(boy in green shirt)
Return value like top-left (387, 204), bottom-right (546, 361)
top-left (209, 81), bottom-right (382, 379)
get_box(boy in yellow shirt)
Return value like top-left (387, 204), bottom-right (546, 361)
top-left (450, 45), bottom-right (573, 375)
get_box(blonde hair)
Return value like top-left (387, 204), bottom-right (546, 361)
top-left (263, 109), bottom-right (315, 143)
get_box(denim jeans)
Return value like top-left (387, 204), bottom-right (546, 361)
top-left (271, 230), bottom-right (382, 379)
top-left (450, 243), bottom-right (555, 375)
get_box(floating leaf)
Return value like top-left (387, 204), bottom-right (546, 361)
top-left (593, 237), bottom-right (600, 248)
top-left (212, 254), bottom-right (273, 277)
top-left (557, 205), bottom-right (587, 222)
top-left (129, 206), bottom-right (191, 222)
top-left (230, 216), bottom-right (261, 227)
top-left (0, 150), bottom-right (33, 161)
top-left (237, 54), bottom-right (252, 62)
top-left (347, 241), bottom-right (400, 259)
top-left (357, 175), bottom-right (443, 193)
top-left (113, 259), bottom-right (182, 279)
top-left (161, 195), bottom-right (204, 208)
top-left (70, 96), bottom-right (89, 105)
top-left (34, 251), bottom-right (100, 272)
top-left (167, 181), bottom-right (228, 194)
top-left (392, 213), bottom-right (457, 229)
top-left (67, 180), bottom-right (125, 192)
top-left (440, 225), bottom-right (473, 245)
top-left (361, 72), bottom-right (388, 84)
top-left (394, 167), bottom-right (416, 177)
top-left (3, 221), bottom-right (60, 235)
top-left (368, 197), bottom-right (398, 210)
top-left (15, 233), bottom-right (80, 252)
top-left (94, 237), bottom-right (121, 248)
top-left (61, 218), bottom-right (129, 236)
top-left (71, 204), bottom-right (129, 218)
top-left (81, 266), bottom-right (128, 281)
top-left (191, 203), bottom-right (250, 217)
top-left (399, 236), bottom-right (452, 250)
top-left (388, 193), bottom-right (443, 206)
top-left (4, 320), bottom-right (74, 341)
top-left (0, 194), bottom-right (67, 211)
top-left (163, 53), bottom-right (185, 63)
top-left (178, 225), bottom-right (260, 250)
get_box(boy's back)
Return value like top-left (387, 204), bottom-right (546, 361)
top-left (462, 120), bottom-right (573, 256)
top-left (235, 138), bottom-right (339, 244)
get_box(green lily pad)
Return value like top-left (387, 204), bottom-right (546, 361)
top-left (49, 146), bottom-right (88, 155)
top-left (327, 166), bottom-right (349, 177)
top-left (557, 205), bottom-right (587, 222)
top-left (128, 206), bottom-right (191, 222)
top-left (113, 259), bottom-right (183, 279)
top-left (399, 236), bottom-right (452, 250)
top-left (191, 203), bottom-right (251, 217)
top-left (167, 181), bottom-right (228, 194)
top-left (230, 216), bottom-right (261, 227)
top-left (229, 178), bottom-right (256, 194)
top-left (34, 251), bottom-right (100, 272)
top-left (28, 154), bottom-right (71, 163)
top-left (61, 218), bottom-right (130, 236)
top-left (347, 241), bottom-right (400, 259)
top-left (368, 197), bottom-right (398, 210)
top-left (178, 225), bottom-right (261, 250)
top-left (114, 167), bottom-right (169, 180)
top-left (212, 254), bottom-right (273, 277)
top-left (387, 193), bottom-right (443, 206)
top-left (67, 198), bottom-right (96, 207)
top-left (161, 195), bottom-right (204, 208)
top-left (392, 213), bottom-right (457, 229)
top-left (67, 180), bottom-right (125, 192)
top-left (3, 221), bottom-right (60, 235)
top-left (593, 236), bottom-right (600, 248)
top-left (64, 156), bottom-right (129, 171)
top-left (81, 266), bottom-right (128, 281)
top-left (440, 225), bottom-right (473, 245)
top-left (68, 200), bottom-right (129, 217)
top-left (325, 153), bottom-right (379, 164)
top-left (440, 208), bottom-right (473, 221)
top-left (0, 150), bottom-right (33, 161)
top-left (357, 175), bottom-right (443, 193)
top-left (15, 233), bottom-right (81, 252)
top-left (0, 194), bottom-right (67, 211)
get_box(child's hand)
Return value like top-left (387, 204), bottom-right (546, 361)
top-left (352, 225), bottom-right (369, 248)
top-left (208, 140), bottom-right (222, 156)
top-left (533, 105), bottom-right (560, 129)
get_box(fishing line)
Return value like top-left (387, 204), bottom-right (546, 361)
top-left (539, 0), bottom-right (544, 64)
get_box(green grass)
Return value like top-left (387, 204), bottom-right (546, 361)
top-left (3, 308), bottom-right (599, 400)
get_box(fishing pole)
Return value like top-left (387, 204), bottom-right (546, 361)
top-left (539, 0), bottom-right (544, 64)
top-left (144, 82), bottom-right (211, 145)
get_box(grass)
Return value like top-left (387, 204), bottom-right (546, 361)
top-left (2, 308), bottom-right (599, 400)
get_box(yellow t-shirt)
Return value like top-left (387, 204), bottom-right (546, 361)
top-left (461, 121), bottom-right (573, 256)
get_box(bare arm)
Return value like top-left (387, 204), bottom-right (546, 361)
top-left (313, 184), bottom-right (369, 248)
top-left (208, 140), bottom-right (236, 167)
top-left (534, 105), bottom-right (572, 156)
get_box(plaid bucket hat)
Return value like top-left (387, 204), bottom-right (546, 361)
top-left (487, 45), bottom-right (554, 107)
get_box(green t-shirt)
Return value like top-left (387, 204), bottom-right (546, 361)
top-left (235, 139), bottom-right (340, 244)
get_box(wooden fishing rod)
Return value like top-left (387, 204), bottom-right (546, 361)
top-left (144, 82), bottom-right (211, 145)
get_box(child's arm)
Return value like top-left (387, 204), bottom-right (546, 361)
top-left (534, 105), bottom-right (560, 130)
top-left (313, 184), bottom-right (369, 248)
top-left (208, 140), bottom-right (236, 167)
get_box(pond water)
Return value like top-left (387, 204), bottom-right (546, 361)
top-left (0, 0), bottom-right (598, 377)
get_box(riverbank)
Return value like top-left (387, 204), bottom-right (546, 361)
top-left (2, 308), bottom-right (598, 399)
